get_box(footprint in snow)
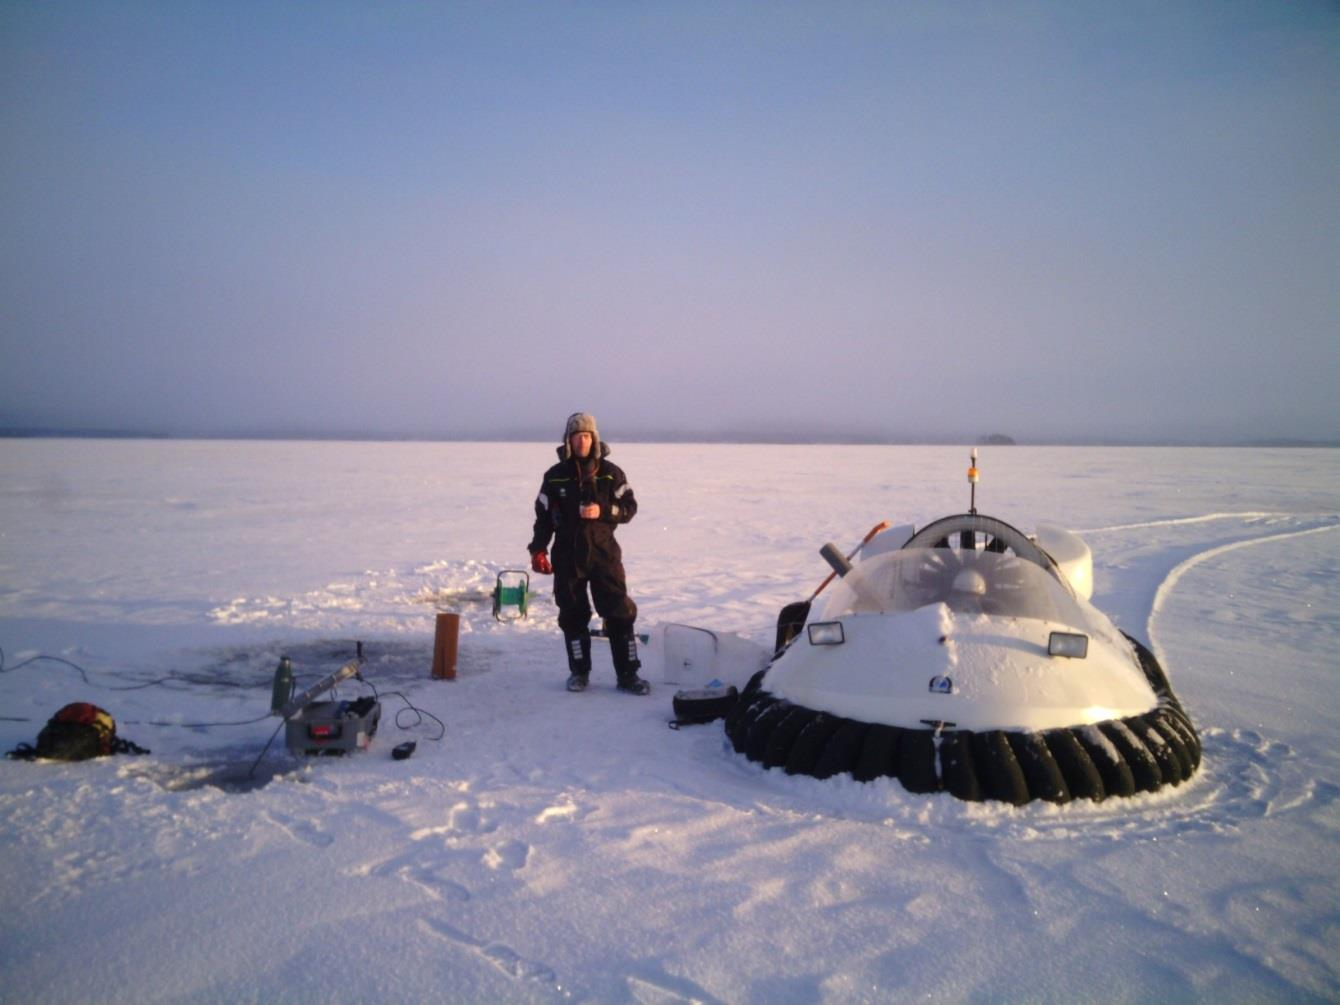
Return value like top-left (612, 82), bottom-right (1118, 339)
top-left (409, 798), bottom-right (496, 840)
top-left (483, 839), bottom-right (530, 872)
top-left (627, 971), bottom-right (727, 1005)
top-left (535, 792), bottom-right (585, 824)
top-left (264, 811), bottom-right (334, 848)
top-left (420, 917), bottom-right (559, 988)
top-left (394, 864), bottom-right (471, 903)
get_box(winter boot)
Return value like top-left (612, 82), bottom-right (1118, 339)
top-left (610, 629), bottom-right (650, 696)
top-left (616, 675), bottom-right (650, 695)
top-left (564, 629), bottom-right (591, 693)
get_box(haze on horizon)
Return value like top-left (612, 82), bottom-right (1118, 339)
top-left (2, 3), bottom-right (1336, 446)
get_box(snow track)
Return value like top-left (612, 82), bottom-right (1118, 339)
top-left (1145, 519), bottom-right (1340, 660)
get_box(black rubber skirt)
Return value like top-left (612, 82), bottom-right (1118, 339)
top-left (725, 636), bottom-right (1200, 805)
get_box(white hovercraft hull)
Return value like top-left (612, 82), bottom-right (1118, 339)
top-left (727, 514), bottom-right (1202, 805)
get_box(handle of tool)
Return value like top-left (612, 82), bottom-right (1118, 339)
top-left (808, 520), bottom-right (892, 601)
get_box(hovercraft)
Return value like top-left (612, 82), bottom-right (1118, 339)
top-left (726, 455), bottom-right (1201, 805)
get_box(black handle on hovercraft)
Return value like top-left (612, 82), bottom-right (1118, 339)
top-left (809, 521), bottom-right (891, 601)
top-left (820, 542), bottom-right (854, 578)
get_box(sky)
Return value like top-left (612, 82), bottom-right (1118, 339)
top-left (1, 1), bottom-right (1337, 445)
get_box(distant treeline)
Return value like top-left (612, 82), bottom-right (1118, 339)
top-left (0, 427), bottom-right (172, 440)
top-left (3, 427), bottom-right (1336, 448)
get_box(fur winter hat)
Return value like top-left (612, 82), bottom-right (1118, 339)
top-left (562, 412), bottom-right (600, 459)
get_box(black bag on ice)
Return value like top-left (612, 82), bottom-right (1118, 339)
top-left (668, 686), bottom-right (739, 729)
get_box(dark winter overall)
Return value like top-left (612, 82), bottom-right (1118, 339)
top-left (528, 441), bottom-right (641, 683)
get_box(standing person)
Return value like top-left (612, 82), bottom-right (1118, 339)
top-left (528, 412), bottom-right (649, 694)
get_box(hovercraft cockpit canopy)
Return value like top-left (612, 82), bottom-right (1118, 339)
top-left (815, 514), bottom-right (1103, 637)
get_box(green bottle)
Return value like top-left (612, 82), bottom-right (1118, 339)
top-left (270, 656), bottom-right (294, 714)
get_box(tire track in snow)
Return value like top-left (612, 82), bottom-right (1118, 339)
top-left (1145, 521), bottom-right (1340, 665)
top-left (1076, 511), bottom-right (1288, 535)
top-left (1071, 512), bottom-right (1338, 649)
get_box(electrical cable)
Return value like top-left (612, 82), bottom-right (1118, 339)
top-left (247, 719), bottom-right (288, 778)
top-left (359, 677), bottom-right (446, 741)
top-left (125, 713), bottom-right (276, 728)
top-left (0, 644), bottom-right (289, 693)
top-left (0, 646), bottom-right (96, 685)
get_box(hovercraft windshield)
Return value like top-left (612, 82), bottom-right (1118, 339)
top-left (816, 547), bottom-right (1095, 629)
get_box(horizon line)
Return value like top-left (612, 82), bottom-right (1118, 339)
top-left (1, 427), bottom-right (1336, 449)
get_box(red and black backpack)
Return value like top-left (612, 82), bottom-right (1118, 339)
top-left (6, 702), bottom-right (149, 761)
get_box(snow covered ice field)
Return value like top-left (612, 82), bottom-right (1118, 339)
top-left (1, 439), bottom-right (1337, 1005)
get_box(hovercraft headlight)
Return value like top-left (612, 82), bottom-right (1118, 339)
top-left (1048, 631), bottom-right (1089, 659)
top-left (807, 621), bottom-right (845, 646)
